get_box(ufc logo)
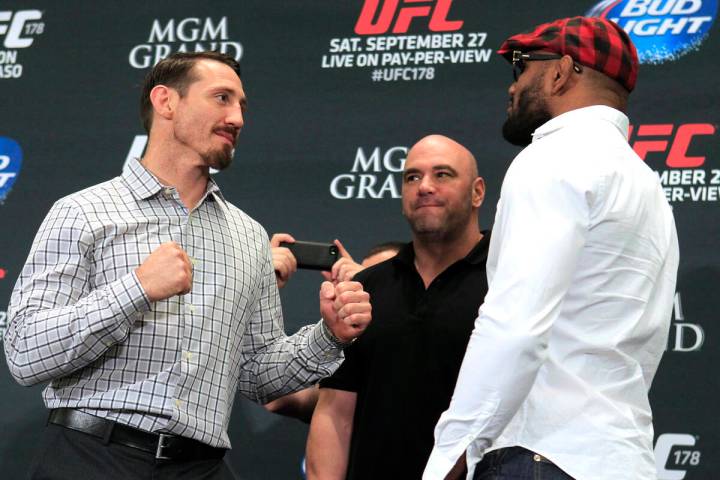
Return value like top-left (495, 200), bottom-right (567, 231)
top-left (355, 0), bottom-right (463, 35)
top-left (629, 123), bottom-right (716, 168)
top-left (0, 10), bottom-right (42, 48)
top-left (654, 433), bottom-right (699, 480)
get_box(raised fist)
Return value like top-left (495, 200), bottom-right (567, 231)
top-left (319, 281), bottom-right (372, 344)
top-left (135, 242), bottom-right (192, 302)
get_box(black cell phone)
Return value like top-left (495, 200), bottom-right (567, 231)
top-left (279, 241), bottom-right (339, 271)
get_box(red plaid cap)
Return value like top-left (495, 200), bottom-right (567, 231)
top-left (497, 16), bottom-right (638, 92)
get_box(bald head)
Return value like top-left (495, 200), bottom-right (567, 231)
top-left (406, 135), bottom-right (478, 178)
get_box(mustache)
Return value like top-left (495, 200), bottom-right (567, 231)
top-left (214, 126), bottom-right (239, 144)
top-left (413, 198), bottom-right (445, 208)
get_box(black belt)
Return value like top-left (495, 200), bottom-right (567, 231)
top-left (483, 447), bottom-right (555, 465)
top-left (48, 409), bottom-right (226, 461)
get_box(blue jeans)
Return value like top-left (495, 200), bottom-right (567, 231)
top-left (472, 447), bottom-right (575, 480)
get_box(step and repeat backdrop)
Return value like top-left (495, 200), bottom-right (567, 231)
top-left (0, 1), bottom-right (717, 478)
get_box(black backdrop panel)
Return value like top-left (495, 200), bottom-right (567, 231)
top-left (0, 1), bottom-right (717, 478)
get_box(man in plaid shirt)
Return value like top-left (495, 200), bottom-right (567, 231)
top-left (4, 51), bottom-right (371, 480)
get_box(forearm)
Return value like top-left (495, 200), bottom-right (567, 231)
top-left (264, 385), bottom-right (320, 423)
top-left (239, 321), bottom-right (343, 403)
top-left (306, 389), bottom-right (355, 480)
top-left (4, 271), bottom-right (150, 386)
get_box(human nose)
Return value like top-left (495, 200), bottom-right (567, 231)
top-left (226, 105), bottom-right (244, 129)
top-left (418, 176), bottom-right (436, 195)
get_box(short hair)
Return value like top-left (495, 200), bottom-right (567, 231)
top-left (365, 241), bottom-right (405, 259)
top-left (139, 51), bottom-right (242, 133)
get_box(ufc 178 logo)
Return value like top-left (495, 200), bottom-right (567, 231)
top-left (355, 0), bottom-right (463, 34)
top-left (655, 433), bottom-right (701, 480)
top-left (0, 10), bottom-right (44, 48)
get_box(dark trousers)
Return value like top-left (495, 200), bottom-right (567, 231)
top-left (28, 423), bottom-right (238, 480)
top-left (473, 447), bottom-right (575, 480)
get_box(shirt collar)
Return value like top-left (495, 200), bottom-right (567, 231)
top-left (531, 105), bottom-right (629, 143)
top-left (394, 230), bottom-right (491, 268)
top-left (122, 157), bottom-right (164, 200)
top-left (122, 157), bottom-right (226, 205)
top-left (464, 230), bottom-right (491, 265)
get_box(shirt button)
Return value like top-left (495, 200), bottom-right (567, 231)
top-left (164, 188), bottom-right (173, 196)
top-left (175, 399), bottom-right (182, 408)
top-left (183, 351), bottom-right (193, 360)
top-left (187, 303), bottom-right (195, 313)
top-left (533, 454), bottom-right (542, 462)
top-left (190, 257), bottom-right (198, 266)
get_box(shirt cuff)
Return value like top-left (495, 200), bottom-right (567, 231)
top-left (108, 271), bottom-right (152, 323)
top-left (309, 320), bottom-right (346, 357)
top-left (423, 450), bottom-right (459, 480)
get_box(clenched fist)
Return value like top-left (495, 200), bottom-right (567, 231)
top-left (135, 242), bottom-right (193, 302)
top-left (319, 281), bottom-right (372, 344)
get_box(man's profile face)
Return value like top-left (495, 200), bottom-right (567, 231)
top-left (401, 139), bottom-right (478, 241)
top-left (171, 60), bottom-right (246, 170)
top-left (502, 59), bottom-right (552, 147)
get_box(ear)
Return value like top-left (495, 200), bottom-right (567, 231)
top-left (471, 176), bottom-right (485, 208)
top-left (548, 55), bottom-right (576, 95)
top-left (149, 85), bottom-right (178, 122)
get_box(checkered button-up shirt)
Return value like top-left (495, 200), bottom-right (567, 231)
top-left (5, 158), bottom-right (342, 448)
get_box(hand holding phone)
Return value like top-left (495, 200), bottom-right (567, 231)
top-left (270, 233), bottom-right (298, 288)
top-left (279, 241), bottom-right (339, 271)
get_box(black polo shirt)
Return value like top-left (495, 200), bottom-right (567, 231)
top-left (320, 232), bottom-right (490, 480)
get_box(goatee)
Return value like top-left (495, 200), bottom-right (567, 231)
top-left (204, 146), bottom-right (234, 171)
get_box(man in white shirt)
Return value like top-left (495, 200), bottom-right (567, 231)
top-left (423, 16), bottom-right (679, 480)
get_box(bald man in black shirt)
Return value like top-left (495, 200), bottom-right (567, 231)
top-left (306, 135), bottom-right (490, 480)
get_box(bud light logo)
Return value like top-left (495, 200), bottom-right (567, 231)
top-left (587, 0), bottom-right (718, 64)
top-left (0, 137), bottom-right (22, 202)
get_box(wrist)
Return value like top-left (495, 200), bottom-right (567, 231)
top-left (321, 321), bottom-right (355, 349)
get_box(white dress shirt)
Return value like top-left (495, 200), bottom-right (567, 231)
top-left (423, 106), bottom-right (679, 480)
